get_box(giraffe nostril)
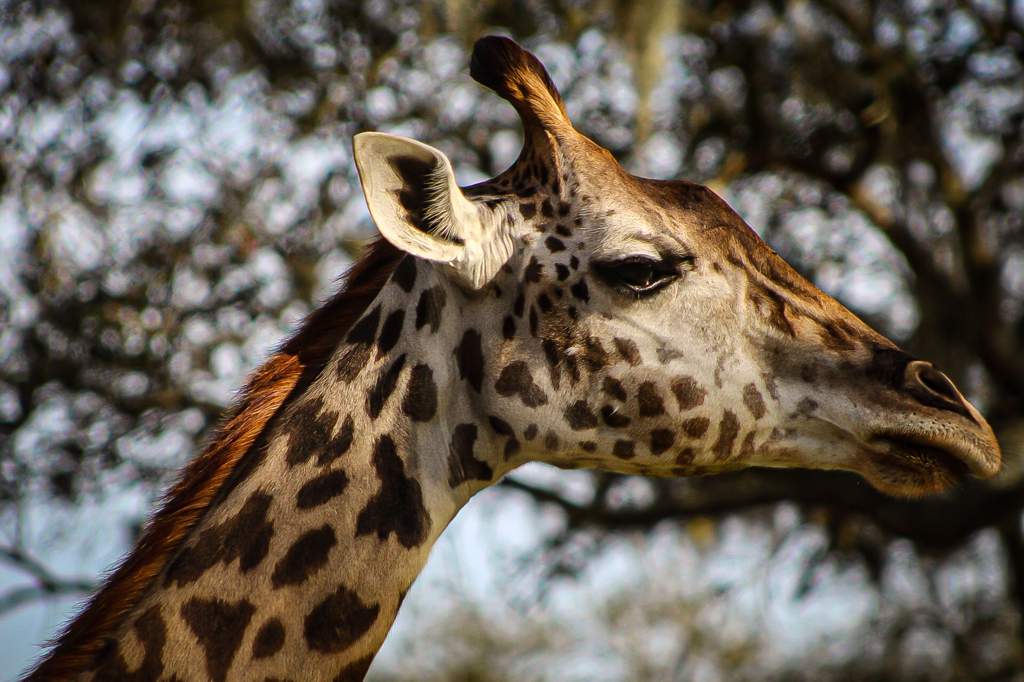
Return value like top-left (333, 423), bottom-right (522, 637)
top-left (903, 360), bottom-right (975, 422)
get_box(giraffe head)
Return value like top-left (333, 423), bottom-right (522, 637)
top-left (354, 36), bottom-right (1000, 498)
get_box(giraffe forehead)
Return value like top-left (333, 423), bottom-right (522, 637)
top-left (503, 167), bottom-right (726, 256)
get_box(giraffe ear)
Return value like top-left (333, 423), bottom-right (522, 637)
top-left (353, 132), bottom-right (514, 289)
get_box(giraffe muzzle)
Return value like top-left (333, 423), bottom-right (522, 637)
top-left (860, 360), bottom-right (1002, 489)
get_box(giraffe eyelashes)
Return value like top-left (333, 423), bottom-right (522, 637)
top-left (592, 255), bottom-right (688, 297)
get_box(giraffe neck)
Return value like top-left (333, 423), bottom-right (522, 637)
top-left (86, 258), bottom-right (507, 681)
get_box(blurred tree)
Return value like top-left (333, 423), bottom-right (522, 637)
top-left (1, 0), bottom-right (1023, 679)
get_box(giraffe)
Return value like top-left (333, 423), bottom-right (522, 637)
top-left (27, 36), bottom-right (1000, 681)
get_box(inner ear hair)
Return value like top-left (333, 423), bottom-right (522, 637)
top-left (389, 154), bottom-right (463, 246)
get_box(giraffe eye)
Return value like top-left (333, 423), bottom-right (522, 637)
top-left (592, 256), bottom-right (682, 297)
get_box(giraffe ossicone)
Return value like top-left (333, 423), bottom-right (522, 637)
top-left (28, 35), bottom-right (1000, 682)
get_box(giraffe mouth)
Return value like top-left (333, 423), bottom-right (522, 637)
top-left (863, 434), bottom-right (978, 496)
top-left (873, 436), bottom-right (971, 478)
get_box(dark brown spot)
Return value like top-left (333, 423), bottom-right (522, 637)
top-left (671, 376), bottom-right (706, 411)
top-left (317, 414), bottom-right (355, 467)
top-left (675, 448), bottom-right (696, 466)
top-left (456, 329), bottom-right (485, 392)
top-left (740, 431), bottom-right (757, 456)
top-left (297, 469), bottom-right (350, 509)
top-left (286, 399), bottom-right (340, 467)
top-left (602, 376), bottom-right (628, 402)
top-left (556, 263), bottom-right (570, 281)
top-left (613, 338), bottom-right (641, 366)
top-left (581, 337), bottom-right (609, 371)
top-left (579, 441), bottom-right (597, 452)
top-left (529, 306), bottom-right (539, 336)
top-left (682, 417), bottom-right (710, 439)
top-left (376, 309), bottom-right (405, 357)
top-left (544, 430), bottom-right (559, 451)
top-left (272, 524), bottom-right (337, 588)
top-left (600, 405), bottom-right (631, 428)
top-left (637, 382), bottom-right (665, 417)
top-left (796, 397), bottom-right (819, 415)
top-left (564, 401), bottom-right (598, 430)
top-left (570, 279), bottom-right (589, 302)
top-left (495, 361), bottom-right (548, 407)
top-left (304, 585), bottom-right (380, 654)
top-left (415, 285), bottom-right (446, 333)
top-left (346, 304), bottom-right (381, 345)
top-left (448, 424), bottom-right (494, 486)
top-left (334, 655), bottom-right (376, 682)
top-left (570, 255), bottom-right (580, 270)
top-left (545, 236), bottom-right (566, 252)
top-left (613, 440), bottom-right (636, 459)
top-left (524, 424), bottom-right (539, 440)
top-left (181, 597), bottom-right (255, 682)
top-left (742, 383), bottom-right (766, 419)
top-left (541, 339), bottom-right (561, 389)
top-left (519, 202), bottom-right (537, 219)
top-left (488, 415), bottom-right (514, 436)
top-left (165, 491), bottom-right (273, 587)
top-left (502, 316), bottom-right (516, 339)
top-left (356, 435), bottom-right (430, 548)
top-left (392, 256), bottom-right (417, 293)
top-left (513, 288), bottom-right (526, 317)
top-left (650, 429), bottom-right (675, 455)
top-left (366, 354), bottom-right (406, 418)
top-left (252, 619), bottom-right (285, 660)
top-left (93, 606), bottom-right (166, 681)
top-left (712, 411), bottom-right (740, 460)
top-left (283, 400), bottom-right (328, 463)
top-left (525, 256), bottom-right (543, 282)
top-left (282, 401), bottom-right (349, 469)
top-left (402, 363), bottom-right (437, 422)
top-left (658, 347), bottom-right (685, 364)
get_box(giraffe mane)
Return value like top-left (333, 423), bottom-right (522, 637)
top-left (27, 239), bottom-right (402, 681)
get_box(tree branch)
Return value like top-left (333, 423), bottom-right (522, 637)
top-left (0, 546), bottom-right (96, 616)
top-left (502, 469), bottom-right (1024, 552)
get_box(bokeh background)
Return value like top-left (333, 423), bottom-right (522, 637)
top-left (2, 1), bottom-right (1024, 679)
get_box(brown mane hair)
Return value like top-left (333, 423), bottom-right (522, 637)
top-left (28, 238), bottom-right (402, 681)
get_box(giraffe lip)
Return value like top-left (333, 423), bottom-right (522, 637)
top-left (869, 434), bottom-right (975, 481)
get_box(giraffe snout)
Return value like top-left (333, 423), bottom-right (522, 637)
top-left (866, 359), bottom-right (1003, 484)
top-left (850, 353), bottom-right (1002, 493)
